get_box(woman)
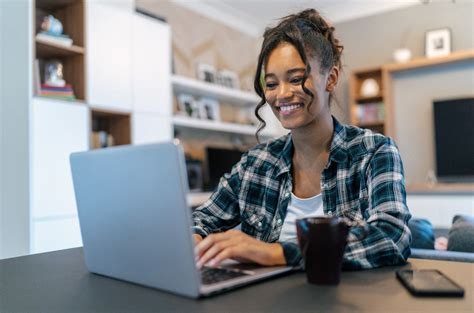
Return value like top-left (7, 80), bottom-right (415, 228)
top-left (193, 9), bottom-right (411, 270)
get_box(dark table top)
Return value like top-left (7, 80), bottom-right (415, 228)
top-left (1, 248), bottom-right (472, 313)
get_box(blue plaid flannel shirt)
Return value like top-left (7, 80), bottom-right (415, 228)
top-left (192, 117), bottom-right (412, 269)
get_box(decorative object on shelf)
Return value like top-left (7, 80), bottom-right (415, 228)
top-left (198, 98), bottom-right (220, 121)
top-left (177, 94), bottom-right (199, 118)
top-left (425, 28), bottom-right (451, 58)
top-left (36, 15), bottom-right (73, 47)
top-left (91, 131), bottom-right (114, 149)
top-left (216, 70), bottom-right (240, 89)
top-left (38, 83), bottom-right (75, 101)
top-left (355, 102), bottom-right (385, 124)
top-left (393, 48), bottom-right (412, 63)
top-left (44, 59), bottom-right (66, 87)
top-left (185, 157), bottom-right (203, 191)
top-left (41, 15), bottom-right (63, 35)
top-left (359, 78), bottom-right (380, 97)
top-left (196, 63), bottom-right (216, 83)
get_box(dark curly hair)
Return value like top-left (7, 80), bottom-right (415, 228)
top-left (253, 9), bottom-right (344, 141)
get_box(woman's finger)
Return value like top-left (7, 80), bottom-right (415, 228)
top-left (196, 238), bottom-right (234, 269)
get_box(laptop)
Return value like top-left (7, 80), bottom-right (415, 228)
top-left (70, 141), bottom-right (293, 298)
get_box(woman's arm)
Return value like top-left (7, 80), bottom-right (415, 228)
top-left (343, 139), bottom-right (412, 270)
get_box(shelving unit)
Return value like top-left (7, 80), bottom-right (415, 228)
top-left (172, 75), bottom-right (260, 107)
top-left (349, 67), bottom-right (386, 135)
top-left (34, 0), bottom-right (86, 101)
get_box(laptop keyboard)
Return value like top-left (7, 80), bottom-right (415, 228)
top-left (200, 267), bottom-right (249, 285)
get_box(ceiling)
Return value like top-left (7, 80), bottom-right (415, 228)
top-left (171, 0), bottom-right (422, 37)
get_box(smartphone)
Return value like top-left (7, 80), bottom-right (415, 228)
top-left (396, 269), bottom-right (464, 297)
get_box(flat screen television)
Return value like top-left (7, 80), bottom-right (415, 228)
top-left (205, 147), bottom-right (243, 191)
top-left (433, 97), bottom-right (474, 182)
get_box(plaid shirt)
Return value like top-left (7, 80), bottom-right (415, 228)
top-left (192, 117), bottom-right (412, 270)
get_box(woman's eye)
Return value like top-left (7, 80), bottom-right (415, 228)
top-left (265, 82), bottom-right (277, 89)
top-left (290, 77), bottom-right (303, 84)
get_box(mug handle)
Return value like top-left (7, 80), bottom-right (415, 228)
top-left (343, 218), bottom-right (369, 243)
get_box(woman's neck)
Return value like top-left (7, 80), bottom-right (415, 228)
top-left (291, 113), bottom-right (334, 161)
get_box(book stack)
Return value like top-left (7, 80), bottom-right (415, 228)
top-left (36, 31), bottom-right (73, 47)
top-left (39, 84), bottom-right (76, 101)
top-left (355, 102), bottom-right (385, 124)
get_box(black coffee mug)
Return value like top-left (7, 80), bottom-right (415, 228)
top-left (296, 216), bottom-right (368, 285)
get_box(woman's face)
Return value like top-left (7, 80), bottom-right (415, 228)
top-left (263, 43), bottom-right (333, 130)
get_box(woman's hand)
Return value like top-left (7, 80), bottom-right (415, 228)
top-left (194, 229), bottom-right (286, 269)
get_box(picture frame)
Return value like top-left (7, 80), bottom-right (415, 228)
top-left (216, 70), bottom-right (240, 89)
top-left (177, 94), bottom-right (199, 118)
top-left (196, 63), bottom-right (216, 83)
top-left (198, 98), bottom-right (220, 121)
top-left (425, 28), bottom-right (451, 58)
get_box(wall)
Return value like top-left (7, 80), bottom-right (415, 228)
top-left (334, 2), bottom-right (474, 183)
top-left (0, 0), bottom-right (32, 259)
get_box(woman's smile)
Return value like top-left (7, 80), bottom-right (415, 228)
top-left (276, 102), bottom-right (304, 116)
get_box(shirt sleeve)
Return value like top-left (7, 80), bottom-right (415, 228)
top-left (342, 139), bottom-right (412, 270)
top-left (192, 152), bottom-right (248, 237)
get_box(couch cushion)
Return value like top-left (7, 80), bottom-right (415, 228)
top-left (408, 218), bottom-right (435, 249)
top-left (448, 215), bottom-right (474, 253)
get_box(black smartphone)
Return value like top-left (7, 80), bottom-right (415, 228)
top-left (396, 269), bottom-right (464, 297)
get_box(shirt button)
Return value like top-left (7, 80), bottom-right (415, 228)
top-left (327, 211), bottom-right (333, 216)
top-left (284, 192), bottom-right (290, 198)
top-left (277, 219), bottom-right (282, 225)
top-left (257, 221), bottom-right (262, 228)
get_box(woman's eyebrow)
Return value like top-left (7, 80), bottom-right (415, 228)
top-left (265, 68), bottom-right (305, 79)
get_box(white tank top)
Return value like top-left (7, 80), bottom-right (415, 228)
top-left (278, 192), bottom-right (324, 242)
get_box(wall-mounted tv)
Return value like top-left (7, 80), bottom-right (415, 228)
top-left (433, 97), bottom-right (474, 182)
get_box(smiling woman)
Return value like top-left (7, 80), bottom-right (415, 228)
top-left (192, 8), bottom-right (412, 271)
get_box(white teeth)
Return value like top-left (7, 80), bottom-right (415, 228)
top-left (280, 104), bottom-right (302, 112)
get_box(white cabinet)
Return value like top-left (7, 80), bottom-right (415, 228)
top-left (86, 2), bottom-right (133, 111)
top-left (132, 113), bottom-right (172, 144)
top-left (31, 98), bottom-right (89, 253)
top-left (132, 12), bottom-right (172, 116)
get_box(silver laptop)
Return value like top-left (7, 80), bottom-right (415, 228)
top-left (70, 141), bottom-right (293, 298)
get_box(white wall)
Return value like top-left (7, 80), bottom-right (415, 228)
top-left (0, 0), bottom-right (32, 259)
top-left (407, 194), bottom-right (474, 229)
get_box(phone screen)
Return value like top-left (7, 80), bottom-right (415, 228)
top-left (397, 270), bottom-right (464, 296)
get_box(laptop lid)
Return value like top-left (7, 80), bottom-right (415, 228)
top-left (70, 142), bottom-right (201, 298)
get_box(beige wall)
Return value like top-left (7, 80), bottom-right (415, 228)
top-left (136, 0), bottom-right (261, 92)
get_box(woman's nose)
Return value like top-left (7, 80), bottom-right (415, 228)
top-left (276, 83), bottom-right (293, 100)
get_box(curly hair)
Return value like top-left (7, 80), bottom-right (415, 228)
top-left (254, 9), bottom-right (344, 141)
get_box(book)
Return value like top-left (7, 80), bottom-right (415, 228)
top-left (36, 32), bottom-right (73, 47)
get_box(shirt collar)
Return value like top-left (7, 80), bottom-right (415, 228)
top-left (275, 116), bottom-right (349, 177)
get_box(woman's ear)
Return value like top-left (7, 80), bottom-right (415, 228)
top-left (325, 66), bottom-right (339, 92)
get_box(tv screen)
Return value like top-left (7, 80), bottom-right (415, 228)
top-left (433, 97), bottom-right (474, 182)
top-left (205, 147), bottom-right (243, 190)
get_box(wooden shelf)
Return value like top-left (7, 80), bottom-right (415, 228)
top-left (172, 75), bottom-right (260, 107)
top-left (407, 183), bottom-right (474, 195)
top-left (357, 120), bottom-right (385, 128)
top-left (173, 115), bottom-right (257, 135)
top-left (355, 95), bottom-right (384, 103)
top-left (383, 50), bottom-right (474, 73)
top-left (36, 38), bottom-right (84, 58)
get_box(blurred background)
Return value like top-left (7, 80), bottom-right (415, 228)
top-left (0, 0), bottom-right (473, 259)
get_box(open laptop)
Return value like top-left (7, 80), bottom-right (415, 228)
top-left (70, 141), bottom-right (293, 298)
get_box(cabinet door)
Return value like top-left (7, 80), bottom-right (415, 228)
top-left (132, 113), bottom-right (172, 144)
top-left (132, 12), bottom-right (172, 116)
top-left (31, 98), bottom-right (89, 218)
top-left (86, 2), bottom-right (132, 111)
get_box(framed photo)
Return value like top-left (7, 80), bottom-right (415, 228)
top-left (425, 28), bottom-right (451, 58)
top-left (177, 94), bottom-right (199, 118)
top-left (198, 98), bottom-right (220, 121)
top-left (196, 63), bottom-right (216, 83)
top-left (216, 70), bottom-right (240, 89)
